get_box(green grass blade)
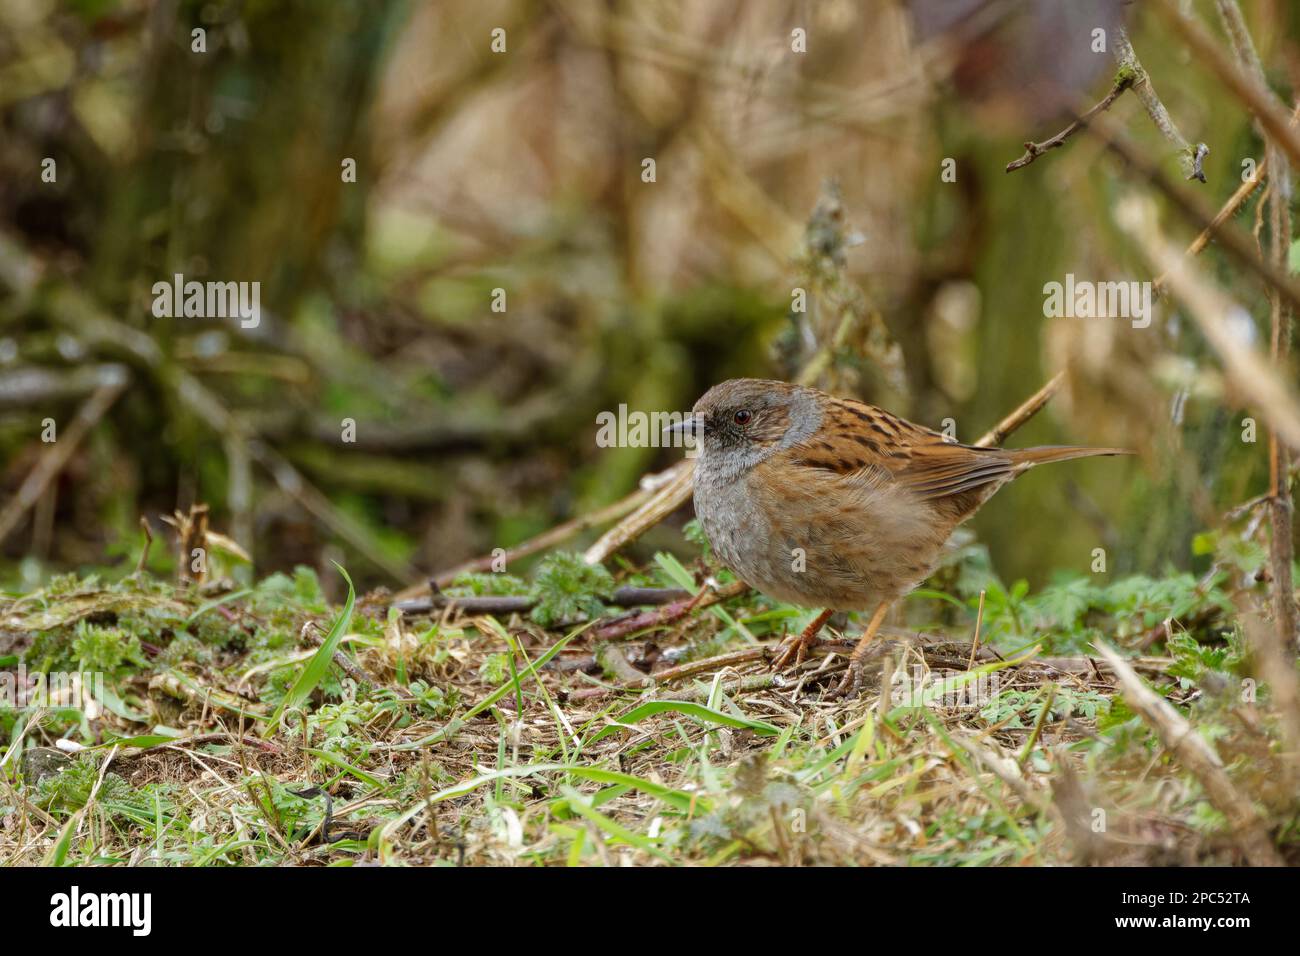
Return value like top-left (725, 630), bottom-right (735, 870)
top-left (303, 748), bottom-right (385, 788)
top-left (45, 811), bottom-right (81, 866)
top-left (560, 785), bottom-right (671, 861)
top-left (397, 622), bottom-right (586, 749)
top-left (586, 700), bottom-right (779, 744)
top-left (264, 563), bottom-right (355, 736)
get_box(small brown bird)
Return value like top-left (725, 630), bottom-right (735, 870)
top-left (680, 378), bottom-right (1130, 695)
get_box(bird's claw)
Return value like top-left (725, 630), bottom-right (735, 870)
top-left (769, 632), bottom-right (813, 672)
top-left (827, 658), bottom-right (866, 699)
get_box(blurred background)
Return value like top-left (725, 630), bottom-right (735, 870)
top-left (1, 0), bottom-right (1295, 597)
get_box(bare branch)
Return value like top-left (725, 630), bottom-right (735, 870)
top-left (1005, 76), bottom-right (1134, 173)
top-left (1087, 111), bottom-right (1300, 315)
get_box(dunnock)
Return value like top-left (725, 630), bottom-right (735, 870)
top-left (678, 378), bottom-right (1130, 696)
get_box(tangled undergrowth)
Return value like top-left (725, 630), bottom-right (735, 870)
top-left (1, 518), bottom-right (1297, 867)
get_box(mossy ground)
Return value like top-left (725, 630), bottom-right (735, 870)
top-left (1, 522), bottom-right (1297, 866)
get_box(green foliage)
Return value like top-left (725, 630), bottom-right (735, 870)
top-left (1193, 529), bottom-right (1268, 577)
top-left (265, 564), bottom-right (355, 733)
top-left (45, 573), bottom-right (94, 596)
top-left (380, 680), bottom-right (455, 720)
top-left (957, 563), bottom-right (1232, 654)
top-left (157, 633), bottom-right (214, 667)
top-left (684, 755), bottom-right (810, 857)
top-left (308, 700), bottom-right (373, 760)
top-left (23, 629), bottom-right (75, 671)
top-left (250, 566), bottom-right (329, 615)
top-left (34, 755), bottom-right (149, 825)
top-left (529, 551), bottom-right (615, 627)
top-left (478, 652), bottom-right (511, 685)
top-left (1165, 627), bottom-right (1243, 686)
top-left (70, 620), bottom-right (143, 673)
top-left (980, 686), bottom-right (1110, 729)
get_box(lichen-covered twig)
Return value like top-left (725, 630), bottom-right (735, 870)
top-left (1006, 24), bottom-right (1209, 182)
top-left (1112, 26), bottom-right (1209, 182)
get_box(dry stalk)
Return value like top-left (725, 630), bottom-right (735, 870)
top-left (1093, 641), bottom-right (1283, 867)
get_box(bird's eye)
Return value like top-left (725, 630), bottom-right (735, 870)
top-left (733, 409), bottom-right (752, 426)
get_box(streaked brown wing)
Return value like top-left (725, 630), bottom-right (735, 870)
top-left (787, 397), bottom-right (1016, 502)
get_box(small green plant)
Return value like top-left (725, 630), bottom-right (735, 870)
top-left (479, 652), bottom-right (511, 684)
top-left (683, 518), bottom-right (713, 560)
top-left (529, 551), bottom-right (614, 627)
top-left (71, 620), bottom-right (143, 673)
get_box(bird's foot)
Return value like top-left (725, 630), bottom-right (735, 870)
top-left (826, 658), bottom-right (866, 699)
top-left (824, 601), bottom-right (891, 699)
top-left (770, 608), bottom-right (834, 672)
top-left (770, 630), bottom-right (817, 671)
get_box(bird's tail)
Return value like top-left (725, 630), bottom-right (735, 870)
top-left (1008, 445), bottom-right (1134, 469)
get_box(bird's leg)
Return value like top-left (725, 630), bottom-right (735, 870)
top-left (771, 608), bottom-right (834, 671)
top-left (829, 601), bottom-right (891, 698)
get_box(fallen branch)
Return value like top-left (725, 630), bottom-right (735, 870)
top-left (588, 580), bottom-right (749, 642)
top-left (595, 643), bottom-right (651, 686)
top-left (583, 460), bottom-right (694, 565)
top-left (392, 586), bottom-right (690, 617)
top-left (0, 372), bottom-right (129, 546)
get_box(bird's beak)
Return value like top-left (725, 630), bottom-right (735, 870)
top-left (663, 414), bottom-right (702, 443)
